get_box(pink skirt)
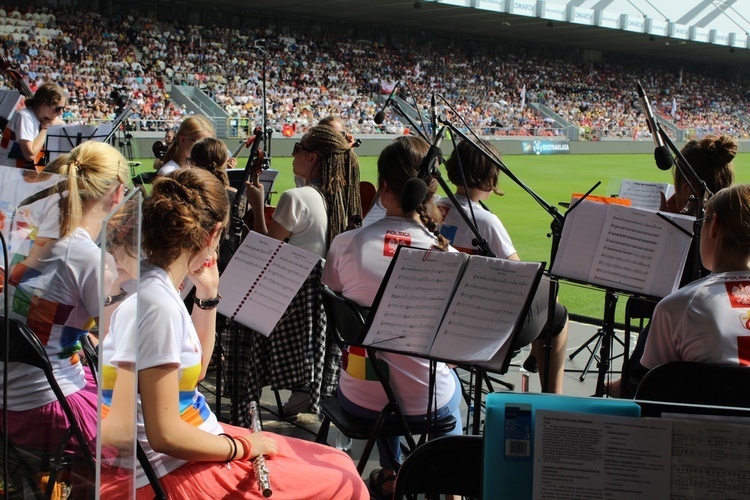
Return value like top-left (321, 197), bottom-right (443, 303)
top-left (101, 424), bottom-right (368, 500)
top-left (1, 367), bottom-right (98, 455)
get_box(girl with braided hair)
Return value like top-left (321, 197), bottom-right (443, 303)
top-left (100, 168), bottom-right (367, 499)
top-left (1, 141), bottom-right (130, 456)
top-left (322, 136), bottom-right (462, 499)
top-left (247, 124), bottom-right (362, 258)
top-left (236, 124), bottom-right (362, 419)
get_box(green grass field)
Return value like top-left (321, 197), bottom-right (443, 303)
top-left (134, 152), bottom-right (750, 323)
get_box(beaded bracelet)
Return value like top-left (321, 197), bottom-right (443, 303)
top-left (235, 435), bottom-right (253, 461)
top-left (219, 433), bottom-right (238, 464)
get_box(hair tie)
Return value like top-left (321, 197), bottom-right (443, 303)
top-left (71, 159), bottom-right (82, 172)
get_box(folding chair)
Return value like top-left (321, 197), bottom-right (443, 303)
top-left (80, 332), bottom-right (167, 500)
top-left (0, 316), bottom-right (95, 498)
top-left (635, 361), bottom-right (750, 408)
top-left (620, 296), bottom-right (657, 398)
top-left (392, 435), bottom-right (482, 500)
top-left (314, 286), bottom-right (457, 474)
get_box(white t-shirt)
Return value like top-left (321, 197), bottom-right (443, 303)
top-left (272, 185), bottom-right (328, 258)
top-left (0, 166), bottom-right (62, 258)
top-left (323, 215), bottom-right (456, 415)
top-left (641, 271), bottom-right (750, 369)
top-left (102, 263), bottom-right (222, 488)
top-left (0, 107), bottom-right (40, 169)
top-left (436, 194), bottom-right (516, 258)
top-left (157, 159), bottom-right (180, 176)
top-left (2, 228), bottom-right (108, 410)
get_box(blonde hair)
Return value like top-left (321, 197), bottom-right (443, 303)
top-left (706, 184), bottom-right (750, 252)
top-left (45, 141), bottom-right (130, 238)
top-left (162, 115), bottom-right (215, 165)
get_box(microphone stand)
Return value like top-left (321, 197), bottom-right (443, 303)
top-left (657, 125), bottom-right (711, 284)
top-left (257, 41), bottom-right (273, 179)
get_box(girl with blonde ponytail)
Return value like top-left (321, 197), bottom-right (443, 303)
top-left (2, 141), bottom-right (130, 459)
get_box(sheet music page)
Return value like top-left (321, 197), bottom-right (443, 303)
top-left (589, 205), bottom-right (692, 296)
top-left (550, 199), bottom-right (609, 280)
top-left (362, 247), bottom-right (466, 354)
top-left (647, 212), bottom-right (695, 297)
top-left (670, 419), bottom-right (750, 498)
top-left (533, 410), bottom-right (671, 500)
top-left (218, 231), bottom-right (320, 335)
top-left (618, 179), bottom-right (674, 212)
top-left (429, 257), bottom-right (541, 363)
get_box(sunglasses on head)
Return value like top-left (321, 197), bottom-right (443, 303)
top-left (292, 142), bottom-right (313, 155)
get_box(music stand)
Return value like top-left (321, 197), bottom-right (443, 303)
top-left (0, 88), bottom-right (22, 131)
top-left (549, 200), bottom-right (694, 396)
top-left (45, 101), bottom-right (134, 163)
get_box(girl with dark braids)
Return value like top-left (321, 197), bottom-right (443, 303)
top-left (247, 124), bottom-right (361, 259)
top-left (230, 125), bottom-right (362, 420)
top-left (322, 136), bottom-right (462, 499)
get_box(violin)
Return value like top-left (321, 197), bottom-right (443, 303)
top-left (240, 129), bottom-right (275, 238)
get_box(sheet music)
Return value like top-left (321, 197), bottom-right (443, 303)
top-left (618, 179), bottom-right (674, 212)
top-left (217, 231), bottom-right (320, 336)
top-left (533, 410), bottom-right (671, 500)
top-left (429, 256), bottom-right (541, 363)
top-left (552, 200), bottom-right (693, 298)
top-left (671, 419), bottom-right (750, 498)
top-left (0, 89), bottom-right (21, 122)
top-left (362, 247), bottom-right (465, 354)
top-left (551, 199), bottom-right (608, 278)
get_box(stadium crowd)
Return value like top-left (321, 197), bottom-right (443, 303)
top-left (0, 6), bottom-right (748, 140)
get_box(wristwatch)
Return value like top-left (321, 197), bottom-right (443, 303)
top-left (194, 294), bottom-right (222, 310)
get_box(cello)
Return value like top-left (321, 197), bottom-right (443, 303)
top-left (0, 56), bottom-right (46, 170)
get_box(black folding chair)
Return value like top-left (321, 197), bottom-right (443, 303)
top-left (1, 316), bottom-right (96, 498)
top-left (393, 435), bottom-right (482, 500)
top-left (635, 361), bottom-right (750, 407)
top-left (80, 333), bottom-right (167, 500)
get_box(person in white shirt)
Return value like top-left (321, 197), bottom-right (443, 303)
top-left (243, 124), bottom-right (362, 418)
top-left (642, 184), bottom-right (750, 369)
top-left (323, 136), bottom-right (462, 499)
top-left (437, 139), bottom-right (569, 394)
top-left (0, 81), bottom-right (66, 170)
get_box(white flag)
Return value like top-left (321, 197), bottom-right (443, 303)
top-left (671, 97), bottom-right (677, 118)
top-left (519, 84), bottom-right (526, 110)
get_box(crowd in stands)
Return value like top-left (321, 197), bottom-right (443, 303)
top-left (0, 6), bottom-right (748, 140)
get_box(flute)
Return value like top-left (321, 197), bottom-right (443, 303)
top-left (249, 401), bottom-right (272, 497)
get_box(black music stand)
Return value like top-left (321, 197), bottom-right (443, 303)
top-left (549, 199), bottom-right (694, 397)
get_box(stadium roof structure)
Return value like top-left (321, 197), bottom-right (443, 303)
top-left (235, 0), bottom-right (750, 70)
